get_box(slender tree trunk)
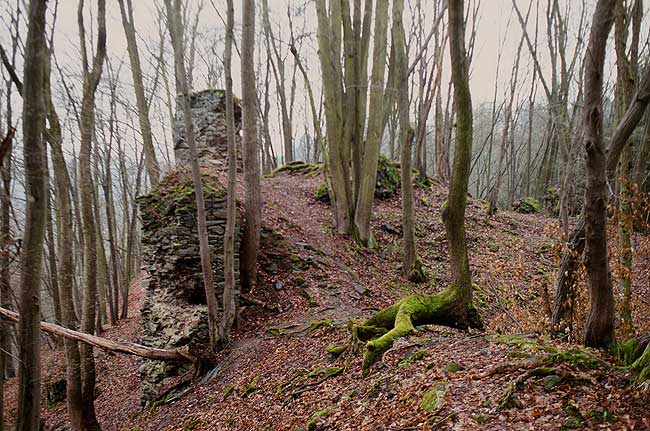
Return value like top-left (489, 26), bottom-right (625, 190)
top-left (353, 0), bottom-right (389, 247)
top-left (219, 0), bottom-right (237, 346)
top-left (164, 0), bottom-right (219, 349)
top-left (16, 1), bottom-right (48, 429)
top-left (582, 0), bottom-right (616, 349)
top-left (46, 192), bottom-right (62, 327)
top-left (0, 126), bottom-right (12, 431)
top-left (77, 0), bottom-right (106, 427)
top-left (316, 0), bottom-right (351, 234)
top-left (394, 0), bottom-right (421, 282)
top-left (44, 42), bottom-right (85, 429)
top-left (443, 0), bottom-right (481, 325)
top-left (614, 0), bottom-right (638, 338)
top-left (635, 113), bottom-right (650, 187)
top-left (240, 0), bottom-right (261, 293)
top-left (121, 152), bottom-right (144, 320)
top-left (117, 0), bottom-right (161, 185)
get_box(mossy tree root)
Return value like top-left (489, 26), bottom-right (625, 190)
top-left (407, 257), bottom-right (426, 283)
top-left (617, 333), bottom-right (650, 385)
top-left (630, 341), bottom-right (650, 385)
top-left (354, 288), bottom-right (482, 375)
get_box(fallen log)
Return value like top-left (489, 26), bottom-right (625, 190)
top-left (0, 306), bottom-right (195, 363)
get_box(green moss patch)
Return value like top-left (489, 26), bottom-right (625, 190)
top-left (421, 382), bottom-right (447, 412)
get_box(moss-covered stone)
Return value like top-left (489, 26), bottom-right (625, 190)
top-left (545, 348), bottom-right (602, 370)
top-left (308, 319), bottom-right (333, 332)
top-left (513, 197), bottom-right (542, 214)
top-left (269, 161), bottom-right (322, 177)
top-left (306, 408), bottom-right (329, 431)
top-left (222, 384), bottom-right (235, 400)
top-left (420, 382), bottom-right (447, 412)
top-left (242, 376), bottom-right (259, 398)
top-left (315, 182), bottom-right (331, 203)
top-left (326, 343), bottom-right (350, 357)
top-left (398, 350), bottom-right (427, 368)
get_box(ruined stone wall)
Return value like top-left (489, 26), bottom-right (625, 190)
top-left (173, 89), bottom-right (242, 170)
top-left (136, 88), bottom-right (244, 404)
top-left (137, 171), bottom-right (241, 404)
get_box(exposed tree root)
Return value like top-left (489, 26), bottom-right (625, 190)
top-left (407, 257), bottom-right (426, 283)
top-left (621, 333), bottom-right (650, 387)
top-left (499, 366), bottom-right (595, 409)
top-left (352, 287), bottom-right (482, 376)
top-left (478, 347), bottom-right (605, 379)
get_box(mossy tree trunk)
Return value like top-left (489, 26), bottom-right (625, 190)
top-left (315, 0), bottom-right (352, 235)
top-left (443, 0), bottom-right (477, 319)
top-left (614, 0), bottom-right (638, 339)
top-left (44, 53), bottom-right (86, 429)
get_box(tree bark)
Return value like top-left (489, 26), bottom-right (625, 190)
top-left (353, 0), bottom-right (389, 246)
top-left (43, 42), bottom-right (85, 429)
top-left (0, 307), bottom-right (195, 363)
top-left (315, 0), bottom-right (351, 234)
top-left (219, 0), bottom-right (237, 346)
top-left (582, 0), bottom-right (616, 349)
top-left (443, 0), bottom-right (481, 324)
top-left (240, 0), bottom-right (261, 294)
top-left (164, 0), bottom-right (219, 350)
top-left (552, 58), bottom-right (650, 334)
top-left (77, 0), bottom-right (106, 427)
top-left (16, 1), bottom-right (48, 429)
top-left (394, 0), bottom-right (422, 283)
top-left (117, 0), bottom-right (161, 185)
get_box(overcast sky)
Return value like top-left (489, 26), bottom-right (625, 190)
top-left (1, 0), bottom-right (645, 167)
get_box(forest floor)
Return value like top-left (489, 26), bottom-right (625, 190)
top-left (5, 170), bottom-right (650, 430)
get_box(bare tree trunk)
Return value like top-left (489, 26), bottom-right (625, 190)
top-left (77, 0), bottom-right (106, 427)
top-left (43, 41), bottom-right (85, 429)
top-left (117, 0), bottom-right (161, 185)
top-left (46, 191), bottom-right (62, 328)
top-left (121, 152), bottom-right (144, 320)
top-left (394, 0), bottom-right (422, 282)
top-left (261, 0), bottom-right (293, 163)
top-left (635, 113), bottom-right (650, 187)
top-left (240, 0), bottom-right (261, 293)
top-left (353, 0), bottom-right (389, 246)
top-left (316, 0), bottom-right (351, 234)
top-left (0, 307), bottom-right (195, 363)
top-left (552, 58), bottom-right (650, 335)
top-left (164, 0), bottom-right (219, 349)
top-left (0, 127), bottom-right (12, 431)
top-left (16, 1), bottom-right (48, 429)
top-left (582, 0), bottom-right (616, 349)
top-left (219, 0), bottom-right (237, 346)
top-left (614, 0), bottom-right (638, 338)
